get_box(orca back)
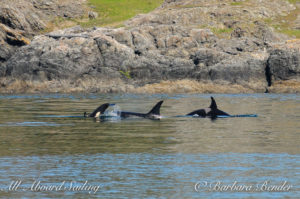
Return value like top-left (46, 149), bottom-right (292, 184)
top-left (119, 101), bottom-right (164, 120)
top-left (186, 97), bottom-right (229, 118)
top-left (186, 109), bottom-right (207, 117)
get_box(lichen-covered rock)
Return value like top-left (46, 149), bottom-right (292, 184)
top-left (6, 35), bottom-right (100, 80)
top-left (268, 49), bottom-right (300, 81)
top-left (0, 0), bottom-right (87, 65)
top-left (4, 25), bottom-right (270, 88)
top-left (1, 0), bottom-right (299, 93)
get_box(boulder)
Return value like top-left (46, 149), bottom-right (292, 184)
top-left (267, 49), bottom-right (300, 81)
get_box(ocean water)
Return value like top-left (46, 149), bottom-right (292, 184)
top-left (0, 93), bottom-right (299, 198)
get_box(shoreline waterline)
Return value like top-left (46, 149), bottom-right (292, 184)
top-left (1, 78), bottom-right (299, 94)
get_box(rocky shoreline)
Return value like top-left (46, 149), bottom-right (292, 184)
top-left (0, 0), bottom-right (299, 93)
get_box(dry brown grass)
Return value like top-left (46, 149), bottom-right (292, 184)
top-left (1, 78), bottom-right (299, 94)
top-left (285, 39), bottom-right (300, 51)
top-left (0, 78), bottom-right (134, 94)
top-left (268, 80), bottom-right (300, 93)
top-left (134, 80), bottom-right (263, 94)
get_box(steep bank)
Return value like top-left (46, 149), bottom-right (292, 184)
top-left (0, 0), bottom-right (300, 93)
top-left (0, 0), bottom-right (87, 65)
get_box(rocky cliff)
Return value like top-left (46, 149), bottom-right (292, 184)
top-left (0, 0), bottom-right (86, 64)
top-left (0, 0), bottom-right (299, 93)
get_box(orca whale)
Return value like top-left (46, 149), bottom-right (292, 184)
top-left (119, 101), bottom-right (164, 120)
top-left (84, 103), bottom-right (111, 118)
top-left (186, 97), bottom-right (229, 119)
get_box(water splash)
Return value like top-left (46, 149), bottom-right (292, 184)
top-left (99, 104), bottom-right (122, 121)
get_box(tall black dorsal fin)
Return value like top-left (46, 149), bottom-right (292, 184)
top-left (209, 97), bottom-right (217, 109)
top-left (89, 103), bottom-right (110, 117)
top-left (147, 101), bottom-right (164, 115)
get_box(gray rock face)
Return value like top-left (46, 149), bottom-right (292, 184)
top-left (3, 25), bottom-right (271, 88)
top-left (0, 0), bottom-right (86, 33)
top-left (0, 24), bottom-right (31, 77)
top-left (268, 49), bottom-right (300, 81)
top-left (0, 0), bottom-right (87, 66)
top-left (1, 0), bottom-right (300, 93)
top-left (0, 6), bottom-right (45, 34)
top-left (6, 36), bottom-right (99, 80)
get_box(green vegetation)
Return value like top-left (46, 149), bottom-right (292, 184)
top-left (41, 17), bottom-right (76, 33)
top-left (43, 0), bottom-right (164, 32)
top-left (230, 2), bottom-right (243, 6)
top-left (264, 2), bottom-right (300, 39)
top-left (119, 70), bottom-right (132, 79)
top-left (288, 0), bottom-right (300, 4)
top-left (211, 27), bottom-right (233, 36)
top-left (175, 4), bottom-right (202, 9)
top-left (230, 0), bottom-right (252, 6)
top-left (82, 0), bottom-right (164, 27)
top-left (280, 29), bottom-right (300, 38)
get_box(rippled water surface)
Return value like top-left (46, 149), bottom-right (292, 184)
top-left (0, 93), bottom-right (299, 198)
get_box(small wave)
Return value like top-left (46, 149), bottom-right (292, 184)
top-left (174, 114), bottom-right (258, 118)
top-left (218, 114), bottom-right (258, 118)
top-left (37, 115), bottom-right (83, 118)
top-left (0, 122), bottom-right (73, 127)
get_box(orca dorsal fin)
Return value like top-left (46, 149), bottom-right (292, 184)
top-left (209, 97), bottom-right (217, 109)
top-left (88, 103), bottom-right (110, 117)
top-left (147, 101), bottom-right (164, 115)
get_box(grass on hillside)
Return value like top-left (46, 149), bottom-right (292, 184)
top-left (288, 0), bottom-right (300, 4)
top-left (82, 0), bottom-right (164, 27)
top-left (230, 2), bottom-right (243, 6)
top-left (265, 1), bottom-right (300, 39)
top-left (43, 0), bottom-right (164, 32)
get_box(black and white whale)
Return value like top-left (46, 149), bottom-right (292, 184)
top-left (186, 97), bottom-right (229, 118)
top-left (119, 101), bottom-right (164, 120)
top-left (84, 103), bottom-right (111, 118)
top-left (84, 101), bottom-right (164, 120)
